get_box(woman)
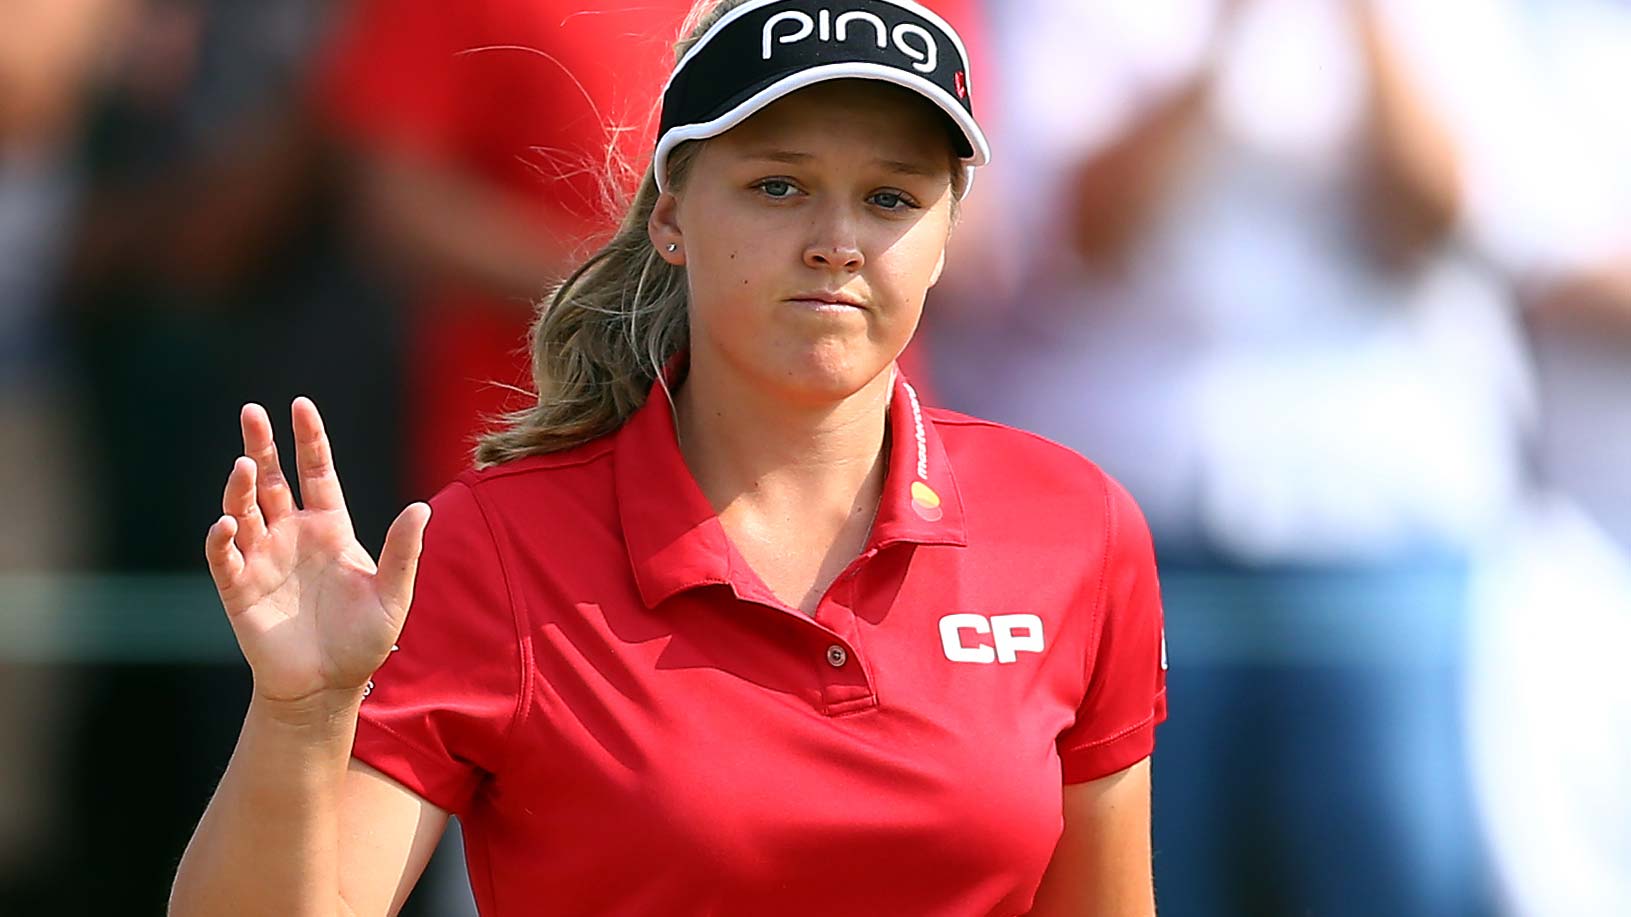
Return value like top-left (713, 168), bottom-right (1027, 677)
top-left (170, 1), bottom-right (1167, 914)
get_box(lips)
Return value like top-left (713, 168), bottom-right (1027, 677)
top-left (787, 291), bottom-right (866, 308)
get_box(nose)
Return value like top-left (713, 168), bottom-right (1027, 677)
top-left (803, 207), bottom-right (865, 273)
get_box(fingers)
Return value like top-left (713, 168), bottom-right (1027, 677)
top-left (240, 403), bottom-right (295, 523)
top-left (375, 502), bottom-right (432, 622)
top-left (205, 513), bottom-right (246, 594)
top-left (222, 456), bottom-right (268, 551)
top-left (289, 396), bottom-right (349, 515)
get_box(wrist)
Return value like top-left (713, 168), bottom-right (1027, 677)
top-left (249, 685), bottom-right (367, 733)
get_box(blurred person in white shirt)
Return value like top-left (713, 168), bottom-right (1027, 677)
top-left (1446, 2), bottom-right (1631, 914)
top-left (932, 0), bottom-right (1537, 913)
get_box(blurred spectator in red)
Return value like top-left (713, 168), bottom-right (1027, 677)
top-left (312, 0), bottom-right (988, 501)
top-left (312, 0), bottom-right (705, 501)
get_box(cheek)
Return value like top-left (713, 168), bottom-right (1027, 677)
top-left (874, 225), bottom-right (950, 307)
top-left (685, 243), bottom-right (774, 340)
top-left (690, 243), bottom-right (765, 304)
top-left (686, 206), bottom-right (775, 289)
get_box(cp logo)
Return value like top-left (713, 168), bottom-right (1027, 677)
top-left (938, 613), bottom-right (1045, 664)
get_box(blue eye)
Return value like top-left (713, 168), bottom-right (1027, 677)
top-left (757, 179), bottom-right (796, 198)
top-left (870, 190), bottom-right (918, 211)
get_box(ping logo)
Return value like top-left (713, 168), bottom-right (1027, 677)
top-left (763, 9), bottom-right (940, 73)
top-left (939, 613), bottom-right (1045, 664)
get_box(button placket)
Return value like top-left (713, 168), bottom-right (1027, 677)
top-left (814, 618), bottom-right (874, 713)
top-left (811, 549), bottom-right (878, 713)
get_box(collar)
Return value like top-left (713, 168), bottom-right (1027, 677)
top-left (615, 362), bottom-right (968, 610)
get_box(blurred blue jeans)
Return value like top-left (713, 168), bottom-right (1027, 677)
top-left (1150, 557), bottom-right (1498, 917)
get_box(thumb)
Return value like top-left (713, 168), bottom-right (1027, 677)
top-left (376, 502), bottom-right (432, 625)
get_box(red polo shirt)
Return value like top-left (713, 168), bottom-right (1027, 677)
top-left (353, 368), bottom-right (1168, 916)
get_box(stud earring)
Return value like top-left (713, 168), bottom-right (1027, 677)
top-left (666, 243), bottom-right (678, 253)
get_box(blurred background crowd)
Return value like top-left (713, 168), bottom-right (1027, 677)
top-left (1, 0), bottom-right (1628, 914)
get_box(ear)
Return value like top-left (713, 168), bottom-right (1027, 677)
top-left (927, 245), bottom-right (947, 288)
top-left (648, 191), bottom-right (686, 266)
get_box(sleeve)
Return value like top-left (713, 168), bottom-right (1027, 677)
top-left (1056, 477), bottom-right (1169, 784)
top-left (308, 0), bottom-right (470, 163)
top-left (351, 480), bottom-right (524, 814)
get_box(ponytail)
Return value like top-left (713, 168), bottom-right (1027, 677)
top-left (473, 1), bottom-right (747, 465)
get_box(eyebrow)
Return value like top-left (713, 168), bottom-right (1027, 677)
top-left (740, 149), bottom-right (943, 179)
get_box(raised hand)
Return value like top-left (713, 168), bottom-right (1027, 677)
top-left (205, 397), bottom-right (431, 707)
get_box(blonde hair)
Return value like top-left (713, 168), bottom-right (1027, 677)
top-left (474, 0), bottom-right (966, 465)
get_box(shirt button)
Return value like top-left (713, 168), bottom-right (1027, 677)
top-left (826, 645), bottom-right (848, 668)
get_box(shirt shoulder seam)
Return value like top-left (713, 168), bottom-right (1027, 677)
top-left (1082, 472), bottom-right (1118, 703)
top-left (454, 479), bottom-right (535, 778)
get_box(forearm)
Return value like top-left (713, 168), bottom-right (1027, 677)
top-left (1532, 259), bottom-right (1631, 334)
top-left (169, 690), bottom-right (365, 917)
top-left (161, 104), bottom-right (325, 295)
top-left (358, 153), bottom-right (572, 303)
top-left (1351, 0), bottom-right (1462, 262)
top-left (1067, 1), bottom-right (1245, 271)
top-left (1067, 74), bottom-right (1210, 270)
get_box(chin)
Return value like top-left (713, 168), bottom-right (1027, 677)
top-left (770, 341), bottom-right (894, 403)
